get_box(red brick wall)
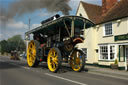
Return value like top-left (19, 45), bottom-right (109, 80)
top-left (102, 0), bottom-right (117, 14)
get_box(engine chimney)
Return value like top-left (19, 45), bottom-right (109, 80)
top-left (102, 0), bottom-right (117, 15)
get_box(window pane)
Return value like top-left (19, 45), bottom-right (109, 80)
top-left (110, 46), bottom-right (115, 60)
top-left (100, 46), bottom-right (108, 60)
top-left (105, 23), bottom-right (112, 36)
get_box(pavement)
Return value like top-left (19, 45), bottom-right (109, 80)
top-left (0, 56), bottom-right (128, 85)
top-left (85, 65), bottom-right (128, 81)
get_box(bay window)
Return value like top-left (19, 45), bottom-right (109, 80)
top-left (99, 45), bottom-right (115, 60)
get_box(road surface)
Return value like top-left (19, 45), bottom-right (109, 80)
top-left (0, 56), bottom-right (128, 85)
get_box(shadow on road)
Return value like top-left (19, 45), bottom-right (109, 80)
top-left (0, 61), bottom-right (20, 70)
top-left (37, 63), bottom-right (89, 73)
top-left (0, 59), bottom-right (89, 73)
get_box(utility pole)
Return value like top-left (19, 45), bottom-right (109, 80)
top-left (29, 18), bottom-right (31, 31)
top-left (26, 18), bottom-right (31, 55)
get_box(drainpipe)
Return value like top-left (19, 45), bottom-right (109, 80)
top-left (118, 45), bottom-right (120, 70)
top-left (127, 17), bottom-right (128, 33)
top-left (125, 46), bottom-right (127, 71)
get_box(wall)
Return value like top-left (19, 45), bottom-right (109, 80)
top-left (96, 18), bottom-right (128, 45)
top-left (76, 2), bottom-right (128, 68)
top-left (79, 17), bottom-right (128, 66)
top-left (94, 17), bottom-right (128, 67)
top-left (76, 3), bottom-right (89, 19)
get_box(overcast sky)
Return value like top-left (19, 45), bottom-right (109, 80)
top-left (0, 0), bottom-right (102, 41)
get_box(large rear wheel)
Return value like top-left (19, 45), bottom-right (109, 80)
top-left (27, 40), bottom-right (40, 67)
top-left (70, 49), bottom-right (85, 72)
top-left (47, 48), bottom-right (61, 73)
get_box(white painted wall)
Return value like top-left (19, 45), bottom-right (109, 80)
top-left (76, 3), bottom-right (89, 19)
top-left (76, 2), bottom-right (128, 68)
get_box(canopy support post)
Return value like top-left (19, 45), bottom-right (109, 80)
top-left (71, 18), bottom-right (75, 37)
top-left (64, 21), bottom-right (71, 37)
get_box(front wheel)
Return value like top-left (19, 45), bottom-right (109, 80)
top-left (47, 48), bottom-right (62, 73)
top-left (69, 49), bottom-right (85, 72)
top-left (27, 40), bottom-right (40, 67)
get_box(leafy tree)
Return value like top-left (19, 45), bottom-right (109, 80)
top-left (8, 35), bottom-right (26, 53)
top-left (0, 40), bottom-right (8, 54)
top-left (0, 35), bottom-right (26, 54)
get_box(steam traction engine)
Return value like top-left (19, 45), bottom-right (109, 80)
top-left (25, 14), bottom-right (94, 73)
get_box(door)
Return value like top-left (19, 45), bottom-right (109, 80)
top-left (125, 48), bottom-right (128, 68)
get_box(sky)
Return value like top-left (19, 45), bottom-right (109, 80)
top-left (0, 0), bottom-right (102, 41)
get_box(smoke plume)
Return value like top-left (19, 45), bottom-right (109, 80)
top-left (0, 0), bottom-right (71, 21)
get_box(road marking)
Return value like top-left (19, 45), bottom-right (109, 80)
top-left (88, 72), bottom-right (128, 81)
top-left (9, 62), bottom-right (30, 70)
top-left (45, 73), bottom-right (87, 85)
top-left (23, 66), bottom-right (30, 70)
top-left (9, 63), bottom-right (21, 67)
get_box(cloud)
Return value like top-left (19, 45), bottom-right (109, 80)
top-left (0, 19), bottom-right (28, 40)
top-left (39, 10), bottom-right (54, 17)
top-left (7, 19), bottom-right (28, 30)
top-left (0, 18), bottom-right (42, 41)
top-left (0, 33), bottom-right (1, 36)
top-left (31, 23), bottom-right (41, 29)
top-left (0, 0), bottom-right (102, 41)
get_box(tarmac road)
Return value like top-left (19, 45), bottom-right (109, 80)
top-left (0, 56), bottom-right (128, 85)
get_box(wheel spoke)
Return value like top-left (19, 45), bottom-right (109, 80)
top-left (54, 60), bottom-right (58, 65)
top-left (52, 62), bottom-right (56, 69)
top-left (53, 51), bottom-right (56, 57)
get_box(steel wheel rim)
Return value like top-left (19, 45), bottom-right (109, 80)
top-left (48, 49), bottom-right (58, 72)
top-left (27, 40), bottom-right (36, 67)
top-left (70, 51), bottom-right (82, 71)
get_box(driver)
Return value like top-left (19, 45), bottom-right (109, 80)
top-left (33, 33), bottom-right (46, 44)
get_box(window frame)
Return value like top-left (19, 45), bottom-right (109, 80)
top-left (99, 45), bottom-right (116, 61)
top-left (103, 22), bottom-right (113, 37)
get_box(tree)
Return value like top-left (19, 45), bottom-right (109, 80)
top-left (0, 35), bottom-right (26, 54)
top-left (7, 35), bottom-right (26, 53)
top-left (0, 40), bottom-right (8, 54)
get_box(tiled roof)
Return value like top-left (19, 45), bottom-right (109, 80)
top-left (80, 1), bottom-right (102, 24)
top-left (80, 0), bottom-right (128, 24)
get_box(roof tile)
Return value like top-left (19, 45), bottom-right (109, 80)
top-left (80, 0), bottom-right (128, 24)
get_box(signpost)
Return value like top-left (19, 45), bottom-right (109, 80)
top-left (115, 34), bottom-right (128, 41)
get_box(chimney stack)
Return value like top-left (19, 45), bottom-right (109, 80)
top-left (102, 0), bottom-right (117, 15)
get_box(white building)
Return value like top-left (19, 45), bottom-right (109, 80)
top-left (76, 0), bottom-right (128, 70)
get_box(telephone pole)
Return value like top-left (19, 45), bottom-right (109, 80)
top-left (29, 18), bottom-right (31, 31)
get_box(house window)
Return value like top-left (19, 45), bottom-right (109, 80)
top-left (99, 45), bottom-right (115, 60)
top-left (104, 23), bottom-right (113, 36)
top-left (100, 46), bottom-right (108, 59)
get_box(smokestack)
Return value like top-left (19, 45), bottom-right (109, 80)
top-left (102, 0), bottom-right (117, 15)
top-left (41, 14), bottom-right (60, 24)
